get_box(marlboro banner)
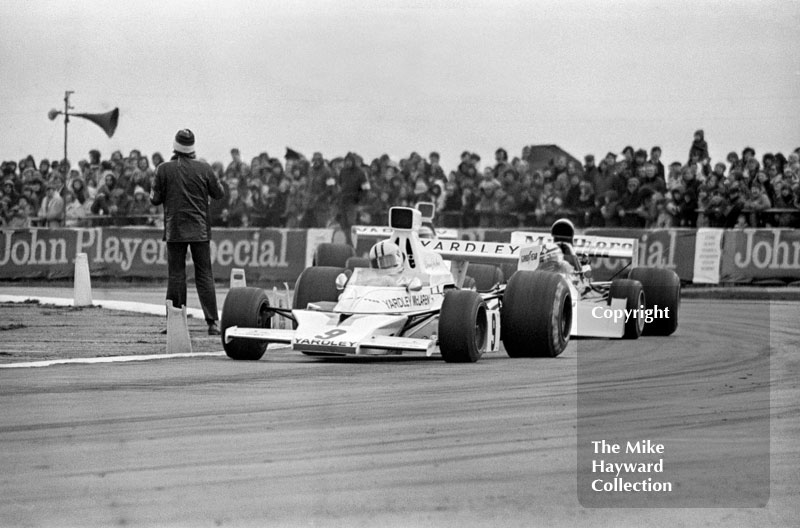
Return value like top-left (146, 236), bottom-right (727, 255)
top-left (0, 228), bottom-right (333, 283)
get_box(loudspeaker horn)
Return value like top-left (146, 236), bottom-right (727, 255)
top-left (73, 107), bottom-right (120, 138)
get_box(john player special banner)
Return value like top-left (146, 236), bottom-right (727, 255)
top-left (0, 228), bottom-right (331, 282)
top-left (2, 227), bottom-right (800, 283)
top-left (719, 228), bottom-right (800, 282)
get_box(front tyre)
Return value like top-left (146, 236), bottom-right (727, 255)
top-left (609, 279), bottom-right (645, 339)
top-left (438, 290), bottom-right (487, 363)
top-left (628, 267), bottom-right (681, 336)
top-left (501, 271), bottom-right (571, 358)
top-left (221, 287), bottom-right (271, 360)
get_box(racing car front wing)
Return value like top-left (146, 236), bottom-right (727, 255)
top-left (224, 326), bottom-right (438, 356)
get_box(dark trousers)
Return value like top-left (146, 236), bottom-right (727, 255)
top-left (339, 202), bottom-right (358, 245)
top-left (166, 241), bottom-right (218, 324)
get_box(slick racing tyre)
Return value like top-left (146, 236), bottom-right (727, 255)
top-left (313, 243), bottom-right (355, 268)
top-left (466, 263), bottom-right (504, 292)
top-left (345, 256), bottom-right (370, 270)
top-left (628, 267), bottom-right (681, 336)
top-left (438, 289), bottom-right (487, 363)
top-left (501, 271), bottom-right (571, 358)
top-left (609, 279), bottom-right (645, 339)
top-left (221, 287), bottom-right (271, 360)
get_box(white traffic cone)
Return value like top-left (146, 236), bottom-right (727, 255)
top-left (73, 253), bottom-right (93, 307)
top-left (230, 268), bottom-right (246, 289)
top-left (166, 301), bottom-right (193, 354)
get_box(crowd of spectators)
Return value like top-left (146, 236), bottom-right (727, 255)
top-left (2, 130), bottom-right (800, 231)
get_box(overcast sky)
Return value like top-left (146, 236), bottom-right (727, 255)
top-left (1, 0), bottom-right (798, 171)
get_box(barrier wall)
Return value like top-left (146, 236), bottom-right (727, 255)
top-left (1, 227), bottom-right (799, 284)
top-left (0, 228), bottom-right (333, 282)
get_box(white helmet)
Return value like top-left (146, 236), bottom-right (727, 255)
top-left (369, 240), bottom-right (404, 274)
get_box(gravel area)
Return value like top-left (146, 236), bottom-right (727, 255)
top-left (0, 301), bottom-right (222, 363)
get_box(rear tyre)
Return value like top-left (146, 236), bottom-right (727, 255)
top-left (628, 267), bottom-right (681, 336)
top-left (313, 243), bottom-right (355, 268)
top-left (466, 264), bottom-right (504, 292)
top-left (501, 271), bottom-right (571, 358)
top-left (293, 266), bottom-right (344, 310)
top-left (438, 290), bottom-right (487, 363)
top-left (345, 256), bottom-right (370, 270)
top-left (221, 287), bottom-right (271, 360)
top-left (609, 279), bottom-right (645, 339)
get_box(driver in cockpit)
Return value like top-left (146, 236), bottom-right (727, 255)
top-left (546, 218), bottom-right (592, 291)
top-left (550, 218), bottom-right (582, 270)
top-left (362, 240), bottom-right (411, 287)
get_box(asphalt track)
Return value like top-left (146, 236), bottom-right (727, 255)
top-left (0, 288), bottom-right (798, 527)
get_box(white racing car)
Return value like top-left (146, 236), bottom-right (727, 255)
top-left (221, 208), bottom-right (680, 363)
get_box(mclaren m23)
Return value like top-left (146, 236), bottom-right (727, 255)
top-left (221, 207), bottom-right (680, 363)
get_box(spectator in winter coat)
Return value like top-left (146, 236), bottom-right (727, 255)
top-left (63, 190), bottom-right (86, 227)
top-left (689, 129), bottom-right (709, 163)
top-left (772, 183), bottom-right (797, 227)
top-left (440, 181), bottom-right (462, 228)
top-left (679, 189), bottom-right (698, 227)
top-left (640, 163), bottom-right (667, 195)
top-left (7, 197), bottom-right (34, 228)
top-left (2, 178), bottom-right (18, 207)
top-left (649, 146), bottom-right (666, 182)
top-left (221, 186), bottom-right (247, 227)
top-left (108, 188), bottom-right (133, 225)
top-left (37, 181), bottom-right (64, 227)
top-left (582, 154), bottom-right (599, 187)
top-left (129, 186), bottom-right (153, 225)
top-left (680, 166), bottom-right (701, 197)
top-left (617, 178), bottom-right (643, 227)
top-left (744, 185), bottom-right (772, 227)
top-left (572, 180), bottom-right (597, 227)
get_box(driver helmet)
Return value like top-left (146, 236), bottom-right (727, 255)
top-left (369, 240), bottom-right (404, 274)
top-left (551, 218), bottom-right (575, 246)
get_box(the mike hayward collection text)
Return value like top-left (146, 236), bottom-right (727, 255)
top-left (590, 439), bottom-right (673, 493)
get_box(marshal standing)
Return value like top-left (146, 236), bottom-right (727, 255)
top-left (151, 129), bottom-right (226, 335)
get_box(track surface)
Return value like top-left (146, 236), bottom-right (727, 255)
top-left (0, 294), bottom-right (798, 527)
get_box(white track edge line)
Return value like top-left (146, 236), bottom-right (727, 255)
top-left (0, 294), bottom-right (220, 319)
top-left (0, 352), bottom-right (227, 369)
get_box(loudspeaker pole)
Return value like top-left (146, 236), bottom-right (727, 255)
top-left (49, 92), bottom-right (119, 159)
top-left (63, 90), bottom-right (74, 163)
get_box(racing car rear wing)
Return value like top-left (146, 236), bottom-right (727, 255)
top-left (418, 239), bottom-right (522, 266)
top-left (510, 232), bottom-right (638, 265)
